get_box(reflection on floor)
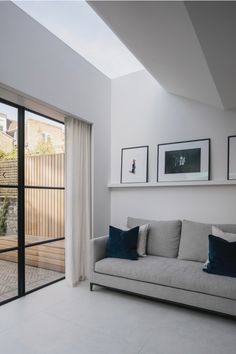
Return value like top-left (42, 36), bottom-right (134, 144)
top-left (0, 260), bottom-right (64, 302)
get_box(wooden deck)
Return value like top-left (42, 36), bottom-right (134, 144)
top-left (0, 236), bottom-right (65, 273)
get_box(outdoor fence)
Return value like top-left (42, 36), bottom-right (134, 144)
top-left (0, 153), bottom-right (65, 238)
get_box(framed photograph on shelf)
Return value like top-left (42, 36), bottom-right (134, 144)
top-left (228, 135), bottom-right (236, 180)
top-left (121, 146), bottom-right (148, 183)
top-left (157, 139), bottom-right (210, 182)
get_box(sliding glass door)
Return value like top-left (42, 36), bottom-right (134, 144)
top-left (0, 101), bottom-right (18, 303)
top-left (0, 98), bottom-right (65, 304)
top-left (24, 110), bottom-right (65, 293)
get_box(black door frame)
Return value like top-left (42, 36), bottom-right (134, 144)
top-left (0, 97), bottom-right (65, 306)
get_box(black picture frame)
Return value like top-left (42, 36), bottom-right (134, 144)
top-left (120, 145), bottom-right (149, 184)
top-left (227, 135), bottom-right (236, 180)
top-left (157, 139), bottom-right (210, 182)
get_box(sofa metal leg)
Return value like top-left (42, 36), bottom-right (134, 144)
top-left (90, 283), bottom-right (93, 291)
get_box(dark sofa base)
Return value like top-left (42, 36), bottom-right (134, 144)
top-left (90, 272), bottom-right (236, 320)
top-left (90, 281), bottom-right (236, 320)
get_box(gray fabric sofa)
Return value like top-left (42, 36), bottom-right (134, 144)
top-left (90, 218), bottom-right (236, 317)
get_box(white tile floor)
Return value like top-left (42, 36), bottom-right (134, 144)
top-left (0, 280), bottom-right (235, 354)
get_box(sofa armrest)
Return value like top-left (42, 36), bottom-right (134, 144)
top-left (90, 235), bottom-right (108, 274)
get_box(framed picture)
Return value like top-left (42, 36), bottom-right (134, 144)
top-left (121, 146), bottom-right (148, 183)
top-left (157, 139), bottom-right (210, 182)
top-left (227, 135), bottom-right (236, 180)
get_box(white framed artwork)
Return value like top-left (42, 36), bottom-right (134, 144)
top-left (121, 146), bottom-right (148, 183)
top-left (157, 139), bottom-right (210, 182)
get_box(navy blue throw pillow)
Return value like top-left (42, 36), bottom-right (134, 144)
top-left (106, 225), bottom-right (139, 260)
top-left (204, 235), bottom-right (236, 278)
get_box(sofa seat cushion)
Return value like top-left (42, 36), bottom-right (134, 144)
top-left (95, 256), bottom-right (236, 300)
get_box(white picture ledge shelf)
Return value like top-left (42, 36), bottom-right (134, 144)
top-left (108, 180), bottom-right (236, 188)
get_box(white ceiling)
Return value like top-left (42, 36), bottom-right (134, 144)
top-left (89, 1), bottom-right (236, 110)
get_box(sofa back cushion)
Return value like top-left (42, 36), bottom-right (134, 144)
top-left (127, 217), bottom-right (181, 258)
top-left (178, 219), bottom-right (236, 262)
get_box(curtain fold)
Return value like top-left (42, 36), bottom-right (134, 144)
top-left (65, 117), bottom-right (91, 286)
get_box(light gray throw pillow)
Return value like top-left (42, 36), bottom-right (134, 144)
top-left (137, 224), bottom-right (150, 257)
top-left (212, 225), bottom-right (236, 242)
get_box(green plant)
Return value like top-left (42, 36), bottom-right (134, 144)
top-left (0, 197), bottom-right (10, 235)
top-left (0, 147), bottom-right (17, 160)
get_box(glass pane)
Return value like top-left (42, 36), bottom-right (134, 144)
top-left (0, 102), bottom-right (18, 185)
top-left (25, 111), bottom-right (64, 187)
top-left (0, 188), bottom-right (17, 251)
top-left (0, 250), bottom-right (18, 302)
top-left (25, 188), bottom-right (64, 243)
top-left (25, 240), bottom-right (64, 292)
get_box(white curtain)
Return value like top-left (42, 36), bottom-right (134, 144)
top-left (65, 117), bottom-right (91, 286)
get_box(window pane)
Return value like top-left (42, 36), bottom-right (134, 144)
top-left (0, 188), bottom-right (17, 252)
top-left (25, 240), bottom-right (64, 292)
top-left (0, 250), bottom-right (18, 302)
top-left (25, 188), bottom-right (64, 243)
top-left (25, 111), bottom-right (64, 187)
top-left (0, 102), bottom-right (18, 185)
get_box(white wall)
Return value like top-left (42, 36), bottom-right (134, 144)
top-left (111, 70), bottom-right (236, 225)
top-left (0, 2), bottom-right (111, 236)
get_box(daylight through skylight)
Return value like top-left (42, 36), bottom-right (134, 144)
top-left (14, 0), bottom-right (144, 79)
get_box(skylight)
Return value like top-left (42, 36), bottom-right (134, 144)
top-left (14, 0), bottom-right (143, 79)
